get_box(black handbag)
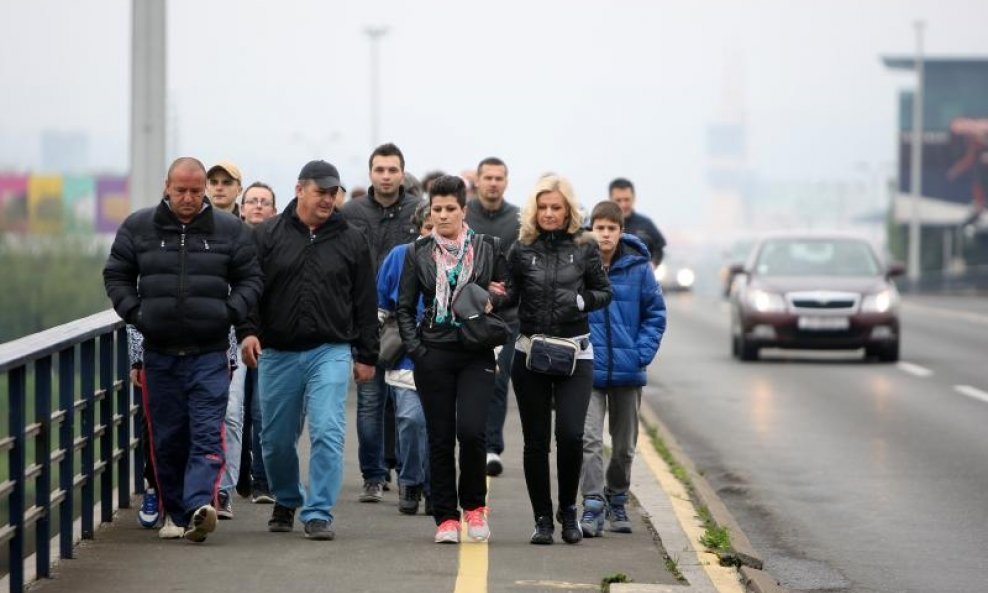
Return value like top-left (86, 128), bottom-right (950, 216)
top-left (452, 283), bottom-right (511, 350)
top-left (378, 317), bottom-right (406, 368)
top-left (526, 335), bottom-right (580, 376)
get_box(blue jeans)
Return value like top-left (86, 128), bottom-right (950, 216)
top-left (486, 323), bottom-right (520, 454)
top-left (259, 344), bottom-right (351, 523)
top-left (219, 347), bottom-right (246, 496)
top-left (143, 350), bottom-right (229, 526)
top-left (356, 369), bottom-right (390, 482)
top-left (247, 368), bottom-right (267, 486)
top-left (392, 386), bottom-right (429, 489)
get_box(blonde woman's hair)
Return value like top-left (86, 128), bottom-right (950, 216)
top-left (518, 175), bottom-right (584, 245)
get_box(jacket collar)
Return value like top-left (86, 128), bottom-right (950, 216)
top-left (281, 198), bottom-right (347, 238)
top-left (155, 196), bottom-right (215, 232)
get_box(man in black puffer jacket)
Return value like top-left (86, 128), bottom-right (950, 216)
top-left (103, 157), bottom-right (261, 543)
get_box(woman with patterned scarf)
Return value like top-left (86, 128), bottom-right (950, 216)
top-left (396, 175), bottom-right (508, 544)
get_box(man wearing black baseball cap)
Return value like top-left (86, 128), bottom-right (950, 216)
top-left (238, 159), bottom-right (378, 541)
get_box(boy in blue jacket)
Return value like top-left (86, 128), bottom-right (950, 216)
top-left (580, 201), bottom-right (667, 537)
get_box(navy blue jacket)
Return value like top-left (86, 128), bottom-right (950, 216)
top-left (589, 234), bottom-right (666, 388)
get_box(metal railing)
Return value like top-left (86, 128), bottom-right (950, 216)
top-left (0, 309), bottom-right (140, 593)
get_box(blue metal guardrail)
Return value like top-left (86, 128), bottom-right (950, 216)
top-left (0, 310), bottom-right (140, 593)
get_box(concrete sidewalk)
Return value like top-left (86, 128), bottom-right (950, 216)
top-left (26, 383), bottom-right (746, 593)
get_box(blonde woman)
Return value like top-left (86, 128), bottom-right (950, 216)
top-left (504, 175), bottom-right (612, 545)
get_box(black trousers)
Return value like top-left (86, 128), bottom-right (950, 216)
top-left (512, 354), bottom-right (594, 520)
top-left (413, 346), bottom-right (495, 524)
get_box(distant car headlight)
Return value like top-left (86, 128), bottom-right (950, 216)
top-left (747, 288), bottom-right (786, 313)
top-left (654, 263), bottom-right (668, 283)
top-left (861, 289), bottom-right (898, 313)
top-left (676, 268), bottom-right (695, 288)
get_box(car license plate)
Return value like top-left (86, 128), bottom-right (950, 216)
top-left (798, 316), bottom-right (849, 331)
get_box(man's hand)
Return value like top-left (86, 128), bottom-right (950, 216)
top-left (129, 368), bottom-right (141, 388)
top-left (353, 362), bottom-right (375, 384)
top-left (242, 336), bottom-right (262, 368)
top-left (487, 281), bottom-right (506, 297)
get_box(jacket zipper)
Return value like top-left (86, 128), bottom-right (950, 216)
top-left (179, 227), bottom-right (187, 337)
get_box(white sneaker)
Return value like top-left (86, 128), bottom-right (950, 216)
top-left (485, 453), bottom-right (503, 477)
top-left (183, 504), bottom-right (218, 543)
top-left (158, 516), bottom-right (184, 539)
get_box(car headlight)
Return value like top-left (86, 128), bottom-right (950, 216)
top-left (861, 289), bottom-right (898, 313)
top-left (676, 268), bottom-right (695, 288)
top-left (747, 288), bottom-right (786, 313)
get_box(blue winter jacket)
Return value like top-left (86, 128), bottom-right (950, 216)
top-left (589, 234), bottom-right (667, 388)
top-left (378, 243), bottom-right (420, 371)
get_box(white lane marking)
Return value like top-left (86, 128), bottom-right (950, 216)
top-left (902, 301), bottom-right (988, 326)
top-left (955, 385), bottom-right (988, 404)
top-left (897, 362), bottom-right (933, 378)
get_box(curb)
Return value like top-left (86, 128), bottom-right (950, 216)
top-left (638, 403), bottom-right (789, 593)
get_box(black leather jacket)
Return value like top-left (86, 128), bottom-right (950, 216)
top-left (396, 233), bottom-right (508, 357)
top-left (505, 230), bottom-right (612, 338)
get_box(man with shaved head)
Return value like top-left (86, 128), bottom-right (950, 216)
top-left (104, 157), bottom-right (262, 544)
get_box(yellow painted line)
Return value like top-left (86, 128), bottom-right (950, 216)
top-left (636, 426), bottom-right (745, 593)
top-left (453, 476), bottom-right (490, 593)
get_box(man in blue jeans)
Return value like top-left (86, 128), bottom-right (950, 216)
top-left (340, 143), bottom-right (421, 501)
top-left (240, 160), bottom-right (379, 540)
top-left (104, 157), bottom-right (261, 543)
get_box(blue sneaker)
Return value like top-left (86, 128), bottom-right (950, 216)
top-left (138, 488), bottom-right (160, 528)
top-left (580, 497), bottom-right (606, 538)
top-left (606, 494), bottom-right (632, 533)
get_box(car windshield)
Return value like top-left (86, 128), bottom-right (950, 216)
top-left (754, 238), bottom-right (880, 277)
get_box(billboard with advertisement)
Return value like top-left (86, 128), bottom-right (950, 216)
top-left (27, 174), bottom-right (64, 234)
top-left (0, 175), bottom-right (29, 233)
top-left (95, 175), bottom-right (129, 233)
top-left (63, 175), bottom-right (96, 234)
top-left (886, 58), bottom-right (988, 225)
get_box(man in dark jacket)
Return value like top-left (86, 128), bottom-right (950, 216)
top-left (340, 143), bottom-right (421, 502)
top-left (608, 177), bottom-right (666, 267)
top-left (464, 156), bottom-right (520, 478)
top-left (103, 157), bottom-right (262, 543)
top-left (240, 160), bottom-right (379, 540)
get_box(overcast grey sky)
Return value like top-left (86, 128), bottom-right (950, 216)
top-left (2, 0), bottom-right (987, 234)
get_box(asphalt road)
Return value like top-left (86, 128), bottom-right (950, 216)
top-left (646, 292), bottom-right (988, 593)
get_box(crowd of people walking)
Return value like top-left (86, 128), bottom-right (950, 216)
top-left (103, 144), bottom-right (667, 546)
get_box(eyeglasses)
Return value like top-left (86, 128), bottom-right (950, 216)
top-left (243, 198), bottom-right (274, 207)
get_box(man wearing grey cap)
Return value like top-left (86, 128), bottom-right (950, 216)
top-left (238, 160), bottom-right (379, 540)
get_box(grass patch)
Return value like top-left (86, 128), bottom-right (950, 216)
top-left (646, 424), bottom-right (736, 563)
top-left (663, 553), bottom-right (687, 583)
top-left (600, 573), bottom-right (631, 592)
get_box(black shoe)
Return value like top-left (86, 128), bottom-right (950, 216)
top-left (423, 495), bottom-right (433, 517)
top-left (304, 519), bottom-right (335, 540)
top-left (530, 515), bottom-right (554, 545)
top-left (251, 482), bottom-right (275, 504)
top-left (217, 490), bottom-right (233, 520)
top-left (485, 453), bottom-right (504, 477)
top-left (398, 484), bottom-right (422, 515)
top-left (557, 505), bottom-right (582, 544)
top-left (268, 504), bottom-right (295, 532)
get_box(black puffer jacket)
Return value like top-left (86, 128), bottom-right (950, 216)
top-left (103, 198), bottom-right (262, 355)
top-left (506, 230), bottom-right (612, 338)
top-left (340, 187), bottom-right (422, 269)
top-left (239, 200), bottom-right (379, 365)
top-left (397, 233), bottom-right (508, 356)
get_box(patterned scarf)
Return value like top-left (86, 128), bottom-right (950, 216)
top-left (432, 223), bottom-right (475, 325)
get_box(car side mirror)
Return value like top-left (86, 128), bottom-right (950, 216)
top-left (728, 263), bottom-right (747, 276)
top-left (886, 262), bottom-right (906, 278)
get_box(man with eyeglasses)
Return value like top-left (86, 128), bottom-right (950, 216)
top-left (241, 182), bottom-right (278, 225)
top-left (207, 160), bottom-right (244, 217)
top-left (239, 160), bottom-right (379, 540)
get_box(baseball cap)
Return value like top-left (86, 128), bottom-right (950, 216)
top-left (298, 160), bottom-right (346, 191)
top-left (207, 160), bottom-right (243, 183)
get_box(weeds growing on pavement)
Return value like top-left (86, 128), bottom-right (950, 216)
top-left (646, 424), bottom-right (736, 562)
top-left (663, 553), bottom-right (687, 583)
top-left (600, 572), bottom-right (631, 592)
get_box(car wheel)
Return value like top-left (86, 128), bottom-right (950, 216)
top-left (867, 341), bottom-right (899, 363)
top-left (737, 334), bottom-right (758, 362)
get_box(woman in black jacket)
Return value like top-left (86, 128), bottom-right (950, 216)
top-left (396, 175), bottom-right (508, 544)
top-left (505, 175), bottom-right (612, 545)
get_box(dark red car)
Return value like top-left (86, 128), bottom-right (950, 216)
top-left (728, 234), bottom-right (904, 362)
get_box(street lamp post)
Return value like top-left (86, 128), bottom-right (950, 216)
top-left (908, 21), bottom-right (925, 283)
top-left (365, 26), bottom-right (389, 148)
top-left (130, 0), bottom-right (167, 211)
